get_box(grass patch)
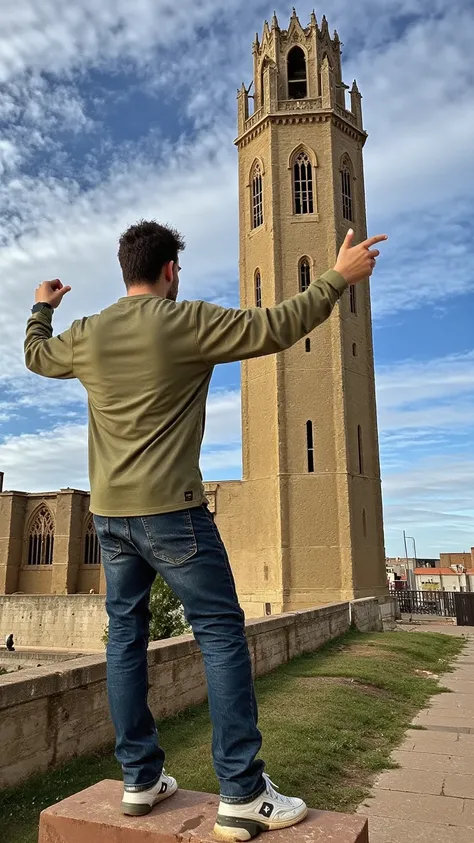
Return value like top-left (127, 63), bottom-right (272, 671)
top-left (0, 630), bottom-right (463, 843)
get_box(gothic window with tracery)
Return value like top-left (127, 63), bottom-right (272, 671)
top-left (293, 152), bottom-right (314, 215)
top-left (83, 515), bottom-right (101, 565)
top-left (341, 158), bottom-right (354, 222)
top-left (252, 162), bottom-right (264, 229)
top-left (27, 506), bottom-right (54, 566)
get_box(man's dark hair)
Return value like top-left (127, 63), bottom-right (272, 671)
top-left (118, 220), bottom-right (185, 288)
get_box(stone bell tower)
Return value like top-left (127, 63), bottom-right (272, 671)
top-left (234, 10), bottom-right (387, 611)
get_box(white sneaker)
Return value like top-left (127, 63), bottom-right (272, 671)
top-left (214, 773), bottom-right (308, 841)
top-left (121, 771), bottom-right (178, 816)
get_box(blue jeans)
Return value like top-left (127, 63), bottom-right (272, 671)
top-left (94, 505), bottom-right (265, 803)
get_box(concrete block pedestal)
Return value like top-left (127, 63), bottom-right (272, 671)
top-left (38, 780), bottom-right (369, 842)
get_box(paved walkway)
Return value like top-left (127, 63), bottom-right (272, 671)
top-left (358, 623), bottom-right (474, 843)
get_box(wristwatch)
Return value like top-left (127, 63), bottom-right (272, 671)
top-left (31, 302), bottom-right (53, 314)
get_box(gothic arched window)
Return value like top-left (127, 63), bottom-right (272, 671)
top-left (287, 46), bottom-right (308, 99)
top-left (27, 506), bottom-right (54, 566)
top-left (255, 270), bottom-right (262, 308)
top-left (252, 162), bottom-right (264, 229)
top-left (83, 515), bottom-right (101, 566)
top-left (293, 151), bottom-right (314, 215)
top-left (299, 257), bottom-right (311, 292)
top-left (341, 157), bottom-right (354, 222)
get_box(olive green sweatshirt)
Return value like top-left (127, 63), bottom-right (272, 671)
top-left (24, 269), bottom-right (347, 516)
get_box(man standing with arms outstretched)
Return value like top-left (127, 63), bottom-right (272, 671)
top-left (25, 223), bottom-right (387, 841)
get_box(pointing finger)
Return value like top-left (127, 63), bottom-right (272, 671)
top-left (362, 234), bottom-right (388, 249)
top-left (342, 228), bottom-right (355, 249)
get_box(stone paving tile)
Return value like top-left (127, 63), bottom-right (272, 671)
top-left (366, 816), bottom-right (474, 843)
top-left (373, 769), bottom-right (444, 795)
top-left (400, 730), bottom-right (474, 756)
top-left (447, 670), bottom-right (474, 680)
top-left (443, 774), bottom-right (474, 799)
top-left (398, 730), bottom-right (458, 753)
top-left (412, 711), bottom-right (474, 728)
top-left (358, 791), bottom-right (468, 826)
top-left (391, 750), bottom-right (474, 774)
top-left (428, 693), bottom-right (474, 710)
top-left (442, 679), bottom-right (474, 693)
top-left (461, 799), bottom-right (474, 826)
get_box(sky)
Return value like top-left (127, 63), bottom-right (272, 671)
top-left (0, 1), bottom-right (473, 559)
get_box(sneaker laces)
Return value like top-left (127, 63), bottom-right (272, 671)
top-left (263, 773), bottom-right (294, 805)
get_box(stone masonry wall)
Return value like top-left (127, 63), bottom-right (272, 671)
top-left (350, 597), bottom-right (384, 633)
top-left (0, 601), bottom-right (371, 789)
top-left (0, 595), bottom-right (107, 650)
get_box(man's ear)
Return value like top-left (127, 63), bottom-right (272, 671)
top-left (164, 261), bottom-right (175, 283)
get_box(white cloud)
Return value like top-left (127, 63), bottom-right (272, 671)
top-left (371, 206), bottom-right (474, 318)
top-left (383, 455), bottom-right (474, 556)
top-left (0, 389), bottom-right (242, 491)
top-left (202, 390), bottom-right (241, 447)
top-left (377, 352), bottom-right (474, 431)
top-left (0, 424), bottom-right (89, 492)
top-left (0, 127), bottom-right (239, 380)
top-left (0, 0), bottom-right (247, 83)
top-left (378, 352), bottom-right (474, 555)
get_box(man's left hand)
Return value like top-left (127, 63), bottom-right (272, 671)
top-left (35, 279), bottom-right (72, 309)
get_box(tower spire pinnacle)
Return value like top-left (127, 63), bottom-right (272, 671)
top-left (272, 11), bottom-right (279, 29)
top-left (310, 10), bottom-right (317, 27)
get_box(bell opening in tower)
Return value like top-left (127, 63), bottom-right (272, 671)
top-left (287, 46), bottom-right (308, 99)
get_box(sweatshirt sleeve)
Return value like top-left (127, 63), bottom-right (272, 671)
top-left (24, 309), bottom-right (75, 379)
top-left (194, 270), bottom-right (347, 365)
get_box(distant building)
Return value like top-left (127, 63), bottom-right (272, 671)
top-left (440, 552), bottom-right (474, 570)
top-left (414, 567), bottom-right (474, 593)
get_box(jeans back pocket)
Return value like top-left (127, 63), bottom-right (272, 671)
top-left (141, 510), bottom-right (198, 565)
top-left (93, 515), bottom-right (122, 561)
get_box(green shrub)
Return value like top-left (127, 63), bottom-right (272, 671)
top-left (102, 577), bottom-right (189, 645)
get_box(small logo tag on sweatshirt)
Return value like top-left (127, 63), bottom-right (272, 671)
top-left (185, 491), bottom-right (193, 502)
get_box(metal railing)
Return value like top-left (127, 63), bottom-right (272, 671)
top-left (389, 588), bottom-right (456, 618)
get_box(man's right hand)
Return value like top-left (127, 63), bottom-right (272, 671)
top-left (334, 229), bottom-right (388, 285)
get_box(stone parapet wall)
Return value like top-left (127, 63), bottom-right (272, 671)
top-left (0, 599), bottom-right (388, 789)
top-left (0, 595), bottom-right (107, 650)
top-left (350, 597), bottom-right (384, 633)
